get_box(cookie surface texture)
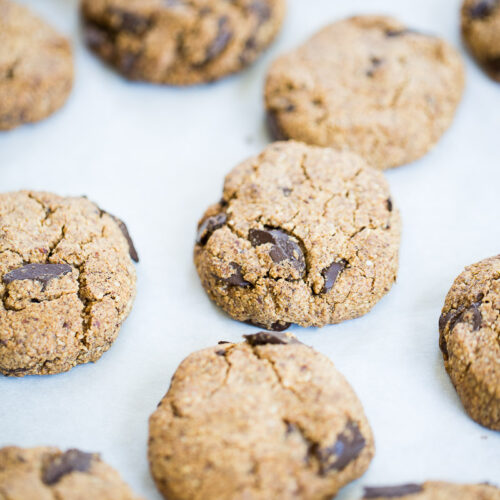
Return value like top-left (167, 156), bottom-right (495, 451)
top-left (0, 0), bottom-right (73, 130)
top-left (149, 333), bottom-right (374, 500)
top-left (439, 255), bottom-right (500, 430)
top-left (194, 141), bottom-right (400, 330)
top-left (81, 0), bottom-right (286, 85)
top-left (0, 191), bottom-right (138, 376)
top-left (265, 15), bottom-right (465, 169)
top-left (0, 446), bottom-right (143, 499)
top-left (462, 0), bottom-right (500, 81)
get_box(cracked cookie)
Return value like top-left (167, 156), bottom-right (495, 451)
top-left (362, 481), bottom-right (500, 499)
top-left (0, 446), bottom-right (143, 499)
top-left (81, 0), bottom-right (285, 85)
top-left (0, 191), bottom-right (138, 376)
top-left (265, 15), bottom-right (465, 170)
top-left (148, 332), bottom-right (374, 500)
top-left (462, 0), bottom-right (500, 81)
top-left (0, 0), bottom-right (73, 131)
top-left (194, 141), bottom-right (400, 330)
top-left (439, 255), bottom-right (500, 430)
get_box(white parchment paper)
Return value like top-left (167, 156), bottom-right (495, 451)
top-left (1, 0), bottom-right (499, 498)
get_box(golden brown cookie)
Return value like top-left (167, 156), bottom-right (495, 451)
top-left (81, 0), bottom-right (285, 85)
top-left (0, 191), bottom-right (138, 376)
top-left (265, 16), bottom-right (465, 170)
top-left (148, 332), bottom-right (375, 500)
top-left (439, 255), bottom-right (500, 430)
top-left (0, 446), bottom-right (143, 499)
top-left (194, 141), bottom-right (400, 330)
top-left (362, 481), bottom-right (500, 499)
top-left (0, 0), bottom-right (73, 131)
top-left (462, 0), bottom-right (500, 81)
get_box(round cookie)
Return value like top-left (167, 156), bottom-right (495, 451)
top-left (362, 481), bottom-right (500, 499)
top-left (194, 141), bottom-right (400, 330)
top-left (81, 0), bottom-right (285, 85)
top-left (265, 16), bottom-right (465, 170)
top-left (438, 255), bottom-right (500, 430)
top-left (0, 446), bottom-right (143, 499)
top-left (0, 191), bottom-right (138, 376)
top-left (0, 0), bottom-right (73, 131)
top-left (149, 332), bottom-right (375, 500)
top-left (462, 0), bottom-right (500, 81)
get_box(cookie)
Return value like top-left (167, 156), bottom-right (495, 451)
top-left (439, 256), bottom-right (500, 430)
top-left (265, 16), bottom-right (465, 170)
top-left (0, 446), bottom-right (143, 499)
top-left (462, 0), bottom-right (500, 81)
top-left (0, 191), bottom-right (138, 376)
top-left (194, 141), bottom-right (400, 330)
top-left (81, 0), bottom-right (285, 85)
top-left (0, 0), bottom-right (73, 131)
top-left (148, 332), bottom-right (374, 500)
top-left (362, 481), bottom-right (500, 499)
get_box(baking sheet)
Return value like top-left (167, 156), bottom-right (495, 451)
top-left (1, 0), bottom-right (499, 498)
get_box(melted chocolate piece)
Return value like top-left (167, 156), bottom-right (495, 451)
top-left (386, 198), bottom-right (393, 212)
top-left (267, 110), bottom-right (290, 141)
top-left (3, 264), bottom-right (72, 291)
top-left (363, 484), bottom-right (423, 498)
top-left (222, 263), bottom-right (252, 287)
top-left (42, 450), bottom-right (93, 485)
top-left (314, 421), bottom-right (366, 475)
top-left (248, 0), bottom-right (271, 22)
top-left (113, 216), bottom-right (139, 262)
top-left (196, 213), bottom-right (227, 246)
top-left (321, 260), bottom-right (347, 293)
top-left (107, 7), bottom-right (151, 34)
top-left (469, 0), bottom-right (498, 19)
top-left (244, 331), bottom-right (301, 346)
top-left (245, 319), bottom-right (292, 331)
top-left (197, 16), bottom-right (233, 66)
top-left (249, 228), bottom-right (305, 275)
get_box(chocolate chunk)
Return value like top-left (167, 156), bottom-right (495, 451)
top-left (215, 349), bottom-right (226, 356)
top-left (3, 263), bottom-right (72, 291)
top-left (218, 340), bottom-right (231, 344)
top-left (42, 450), bottom-right (93, 485)
top-left (267, 110), bottom-right (290, 141)
top-left (366, 56), bottom-right (383, 77)
top-left (485, 56), bottom-right (500, 76)
top-left (222, 263), bottom-right (251, 287)
top-left (244, 331), bottom-right (301, 346)
top-left (321, 260), bottom-right (347, 293)
top-left (111, 215), bottom-right (139, 262)
top-left (386, 198), bottom-right (393, 212)
top-left (107, 7), bottom-right (151, 34)
top-left (248, 228), bottom-right (305, 275)
top-left (196, 213), bottom-right (227, 246)
top-left (469, 0), bottom-right (498, 19)
top-left (248, 1), bottom-right (271, 22)
top-left (245, 319), bottom-right (292, 331)
top-left (363, 484), bottom-right (423, 498)
top-left (314, 421), bottom-right (366, 475)
top-left (385, 29), bottom-right (410, 37)
top-left (197, 17), bottom-right (232, 66)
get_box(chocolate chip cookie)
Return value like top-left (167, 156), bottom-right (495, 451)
top-left (0, 191), bottom-right (138, 376)
top-left (148, 332), bottom-right (375, 500)
top-left (462, 0), bottom-right (500, 81)
top-left (439, 255), bottom-right (500, 430)
top-left (362, 481), bottom-right (500, 499)
top-left (194, 141), bottom-right (400, 330)
top-left (0, 0), bottom-right (73, 131)
top-left (0, 446), bottom-right (143, 499)
top-left (81, 0), bottom-right (285, 85)
top-left (265, 16), bottom-right (465, 170)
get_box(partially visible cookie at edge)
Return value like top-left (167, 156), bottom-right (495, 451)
top-left (148, 332), bottom-right (375, 500)
top-left (0, 191), bottom-right (138, 376)
top-left (265, 15), bottom-right (465, 170)
top-left (194, 141), bottom-right (400, 330)
top-left (439, 255), bottom-right (500, 430)
top-left (81, 0), bottom-right (286, 85)
top-left (0, 0), bottom-right (73, 130)
top-left (0, 446), bottom-right (143, 499)
top-left (462, 0), bottom-right (500, 81)
top-left (362, 481), bottom-right (500, 499)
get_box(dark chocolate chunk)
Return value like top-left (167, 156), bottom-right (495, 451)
top-left (196, 213), bottom-right (227, 246)
top-left (197, 17), bottom-right (232, 66)
top-left (363, 484), bottom-right (423, 498)
top-left (218, 340), bottom-right (231, 344)
top-left (485, 56), bottom-right (500, 77)
top-left (244, 331), bottom-right (301, 346)
top-left (469, 0), bottom-right (498, 19)
top-left (245, 319), bottom-right (292, 331)
top-left (314, 421), bottom-right (366, 475)
top-left (111, 215), bottom-right (139, 262)
top-left (3, 264), bottom-right (72, 291)
top-left (222, 263), bottom-right (252, 287)
top-left (42, 449), bottom-right (93, 485)
top-left (107, 7), bottom-right (151, 34)
top-left (321, 260), bottom-right (347, 293)
top-left (248, 0), bottom-right (271, 22)
top-left (267, 110), bottom-right (290, 141)
top-left (386, 198), bottom-right (393, 212)
top-left (215, 349), bottom-right (226, 356)
top-left (249, 228), bottom-right (305, 275)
